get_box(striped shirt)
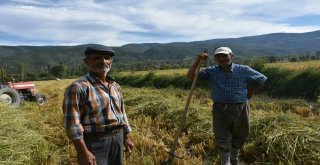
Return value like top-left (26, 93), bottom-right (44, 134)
top-left (198, 63), bottom-right (267, 103)
top-left (63, 73), bottom-right (131, 140)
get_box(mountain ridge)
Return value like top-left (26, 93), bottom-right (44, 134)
top-left (1, 30), bottom-right (320, 73)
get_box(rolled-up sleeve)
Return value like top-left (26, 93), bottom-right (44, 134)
top-left (118, 87), bottom-right (132, 134)
top-left (246, 66), bottom-right (267, 83)
top-left (62, 84), bottom-right (84, 140)
top-left (198, 67), bottom-right (212, 80)
top-left (122, 106), bottom-right (132, 134)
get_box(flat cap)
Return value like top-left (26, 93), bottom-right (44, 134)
top-left (84, 44), bottom-right (115, 56)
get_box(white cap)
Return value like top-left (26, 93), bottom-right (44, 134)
top-left (214, 47), bottom-right (232, 55)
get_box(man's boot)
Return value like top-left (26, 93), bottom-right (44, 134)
top-left (230, 148), bottom-right (240, 165)
top-left (219, 151), bottom-right (231, 165)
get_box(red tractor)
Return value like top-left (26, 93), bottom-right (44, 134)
top-left (0, 68), bottom-right (47, 107)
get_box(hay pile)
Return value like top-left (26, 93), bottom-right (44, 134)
top-left (245, 112), bottom-right (320, 164)
top-left (2, 78), bottom-right (319, 164)
top-left (124, 86), bottom-right (320, 164)
top-left (0, 104), bottom-right (50, 164)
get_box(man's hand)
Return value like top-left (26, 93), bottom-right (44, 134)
top-left (247, 82), bottom-right (265, 99)
top-left (247, 89), bottom-right (254, 99)
top-left (123, 133), bottom-right (134, 153)
top-left (72, 139), bottom-right (96, 165)
top-left (197, 52), bottom-right (209, 61)
top-left (77, 150), bottom-right (96, 165)
top-left (187, 52), bottom-right (208, 80)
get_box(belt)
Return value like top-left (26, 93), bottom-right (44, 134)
top-left (83, 127), bottom-right (123, 138)
top-left (214, 102), bottom-right (246, 110)
top-left (214, 101), bottom-right (246, 106)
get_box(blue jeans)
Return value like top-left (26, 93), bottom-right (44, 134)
top-left (84, 129), bottom-right (124, 165)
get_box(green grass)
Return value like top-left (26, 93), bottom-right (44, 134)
top-left (265, 60), bottom-right (320, 72)
top-left (118, 68), bottom-right (188, 77)
top-left (0, 104), bottom-right (51, 165)
top-left (117, 60), bottom-right (320, 76)
top-left (113, 61), bottom-right (320, 101)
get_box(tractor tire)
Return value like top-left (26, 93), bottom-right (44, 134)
top-left (35, 94), bottom-right (47, 106)
top-left (0, 87), bottom-right (22, 107)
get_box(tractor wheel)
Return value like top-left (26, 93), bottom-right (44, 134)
top-left (0, 88), bottom-right (22, 107)
top-left (35, 94), bottom-right (47, 106)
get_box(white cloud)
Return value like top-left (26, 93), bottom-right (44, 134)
top-left (0, 0), bottom-right (320, 46)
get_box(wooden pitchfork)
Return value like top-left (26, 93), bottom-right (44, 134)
top-left (166, 49), bottom-right (207, 165)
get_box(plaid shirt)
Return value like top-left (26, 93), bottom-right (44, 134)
top-left (63, 73), bottom-right (131, 140)
top-left (198, 63), bottom-right (267, 103)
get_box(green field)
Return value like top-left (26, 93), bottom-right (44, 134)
top-left (1, 76), bottom-right (320, 164)
top-left (117, 68), bottom-right (188, 77)
top-left (118, 60), bottom-right (320, 76)
top-left (114, 60), bottom-right (320, 101)
top-left (265, 60), bottom-right (320, 72)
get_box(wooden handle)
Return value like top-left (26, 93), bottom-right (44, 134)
top-left (166, 50), bottom-right (207, 164)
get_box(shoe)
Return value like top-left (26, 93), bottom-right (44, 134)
top-left (230, 159), bottom-right (239, 165)
top-left (231, 159), bottom-right (246, 165)
top-left (230, 148), bottom-right (239, 165)
top-left (219, 151), bottom-right (231, 165)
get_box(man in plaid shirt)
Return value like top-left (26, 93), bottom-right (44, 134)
top-left (187, 47), bottom-right (267, 165)
top-left (63, 44), bottom-right (134, 165)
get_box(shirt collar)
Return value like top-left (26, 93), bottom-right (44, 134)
top-left (86, 72), bottom-right (115, 84)
top-left (230, 63), bottom-right (235, 72)
top-left (218, 63), bottom-right (234, 72)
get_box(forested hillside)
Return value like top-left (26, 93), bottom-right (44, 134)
top-left (1, 30), bottom-right (320, 77)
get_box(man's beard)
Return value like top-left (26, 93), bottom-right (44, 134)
top-left (86, 63), bottom-right (111, 74)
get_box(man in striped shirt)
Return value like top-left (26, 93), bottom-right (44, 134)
top-left (187, 47), bottom-right (267, 165)
top-left (63, 44), bottom-right (134, 165)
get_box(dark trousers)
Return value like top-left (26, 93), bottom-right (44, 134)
top-left (212, 102), bottom-right (249, 153)
top-left (84, 129), bottom-right (124, 165)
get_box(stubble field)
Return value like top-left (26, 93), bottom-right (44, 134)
top-left (1, 63), bottom-right (320, 164)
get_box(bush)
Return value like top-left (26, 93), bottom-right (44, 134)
top-left (262, 67), bottom-right (320, 100)
top-left (115, 67), bottom-right (320, 100)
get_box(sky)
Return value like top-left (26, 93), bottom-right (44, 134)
top-left (1, 0), bottom-right (320, 46)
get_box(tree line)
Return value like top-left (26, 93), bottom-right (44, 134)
top-left (113, 59), bottom-right (320, 101)
top-left (1, 51), bottom-right (320, 82)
